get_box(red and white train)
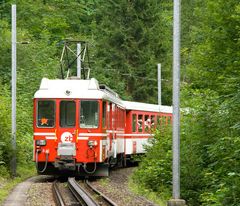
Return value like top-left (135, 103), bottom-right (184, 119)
top-left (33, 77), bottom-right (172, 176)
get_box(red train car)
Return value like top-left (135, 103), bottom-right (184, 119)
top-left (33, 77), bottom-right (172, 176)
top-left (124, 101), bottom-right (172, 159)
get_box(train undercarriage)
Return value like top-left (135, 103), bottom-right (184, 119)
top-left (35, 153), bottom-right (131, 177)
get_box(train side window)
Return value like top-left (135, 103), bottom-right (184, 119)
top-left (107, 103), bottom-right (111, 129)
top-left (102, 101), bottom-right (106, 128)
top-left (167, 116), bottom-right (171, 125)
top-left (60, 101), bottom-right (76, 127)
top-left (122, 109), bottom-right (124, 128)
top-left (80, 100), bottom-right (99, 128)
top-left (151, 115), bottom-right (155, 128)
top-left (116, 107), bottom-right (119, 129)
top-left (144, 115), bottom-right (150, 132)
top-left (166, 116), bottom-right (169, 125)
top-left (120, 108), bottom-right (122, 128)
top-left (112, 104), bottom-right (115, 129)
top-left (138, 114), bottom-right (143, 132)
top-left (157, 116), bottom-right (161, 128)
top-left (162, 116), bottom-right (166, 126)
top-left (132, 114), bottom-right (136, 132)
top-left (37, 100), bottom-right (55, 128)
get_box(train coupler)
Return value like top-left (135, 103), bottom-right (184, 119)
top-left (54, 156), bottom-right (76, 171)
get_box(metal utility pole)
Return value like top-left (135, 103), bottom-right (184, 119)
top-left (77, 43), bottom-right (81, 78)
top-left (11, 4), bottom-right (17, 177)
top-left (172, 0), bottom-right (181, 199)
top-left (157, 63), bottom-right (161, 106)
top-left (168, 0), bottom-right (186, 205)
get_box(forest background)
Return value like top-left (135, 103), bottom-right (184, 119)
top-left (0, 0), bottom-right (239, 205)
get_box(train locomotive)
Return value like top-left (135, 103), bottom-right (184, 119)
top-left (33, 77), bottom-right (172, 176)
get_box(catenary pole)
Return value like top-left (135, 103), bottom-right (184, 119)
top-left (157, 63), bottom-right (161, 106)
top-left (11, 4), bottom-right (17, 177)
top-left (172, 0), bottom-right (181, 199)
top-left (168, 2), bottom-right (186, 205)
top-left (77, 43), bottom-right (81, 78)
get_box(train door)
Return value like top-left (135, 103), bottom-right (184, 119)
top-left (108, 103), bottom-right (113, 153)
top-left (57, 100), bottom-right (78, 158)
top-left (112, 104), bottom-right (118, 158)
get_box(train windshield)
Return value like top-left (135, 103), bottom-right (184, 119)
top-left (37, 100), bottom-right (55, 127)
top-left (60, 101), bottom-right (76, 127)
top-left (80, 100), bottom-right (99, 128)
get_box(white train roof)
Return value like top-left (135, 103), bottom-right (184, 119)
top-left (123, 101), bottom-right (172, 114)
top-left (34, 77), bottom-right (124, 107)
top-left (34, 77), bottom-right (172, 113)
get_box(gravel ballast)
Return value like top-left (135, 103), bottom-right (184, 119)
top-left (8, 167), bottom-right (157, 206)
top-left (90, 167), bottom-right (157, 206)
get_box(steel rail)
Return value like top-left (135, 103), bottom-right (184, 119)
top-left (85, 180), bottom-right (118, 206)
top-left (52, 180), bottom-right (66, 206)
top-left (68, 177), bottom-right (98, 206)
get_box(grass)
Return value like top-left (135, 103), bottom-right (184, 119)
top-left (0, 164), bottom-right (36, 204)
top-left (128, 174), bottom-right (169, 206)
top-left (98, 177), bottom-right (110, 187)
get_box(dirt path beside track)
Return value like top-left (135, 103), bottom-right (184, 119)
top-left (3, 175), bottom-right (54, 206)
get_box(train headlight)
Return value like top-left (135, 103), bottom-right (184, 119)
top-left (36, 140), bottom-right (46, 146)
top-left (88, 140), bottom-right (98, 147)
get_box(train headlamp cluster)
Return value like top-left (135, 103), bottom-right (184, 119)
top-left (36, 139), bottom-right (46, 146)
top-left (88, 140), bottom-right (98, 148)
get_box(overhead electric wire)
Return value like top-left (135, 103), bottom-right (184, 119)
top-left (92, 68), bottom-right (170, 82)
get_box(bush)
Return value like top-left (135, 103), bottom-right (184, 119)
top-left (132, 127), bottom-right (172, 201)
top-left (133, 88), bottom-right (240, 206)
top-left (0, 83), bottom-right (12, 175)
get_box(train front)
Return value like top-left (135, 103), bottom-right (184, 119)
top-left (33, 78), bottom-right (109, 176)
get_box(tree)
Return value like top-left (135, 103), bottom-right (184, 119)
top-left (92, 0), bottom-right (173, 104)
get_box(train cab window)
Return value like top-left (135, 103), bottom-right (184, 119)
top-left (60, 101), bottom-right (76, 127)
top-left (132, 114), bottom-right (136, 132)
top-left (138, 115), bottom-right (143, 132)
top-left (102, 101), bottom-right (106, 128)
top-left (37, 100), bottom-right (55, 128)
top-left (80, 100), bottom-right (99, 128)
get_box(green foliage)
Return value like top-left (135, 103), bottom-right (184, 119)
top-left (92, 0), bottom-right (173, 104)
top-left (200, 136), bottom-right (240, 206)
top-left (0, 164), bottom-right (35, 204)
top-left (0, 19), bottom-right (11, 84)
top-left (0, 0), bottom-right (96, 177)
top-left (0, 1), bottom-right (239, 205)
top-left (0, 82), bottom-right (12, 174)
top-left (129, 175), bottom-right (166, 206)
top-left (133, 86), bottom-right (240, 206)
top-left (186, 0), bottom-right (240, 95)
top-left (132, 127), bottom-right (172, 201)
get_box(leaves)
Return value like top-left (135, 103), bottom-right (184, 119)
top-left (0, 1), bottom-right (239, 203)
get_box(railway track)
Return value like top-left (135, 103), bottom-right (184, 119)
top-left (52, 177), bottom-right (118, 206)
top-left (52, 180), bottom-right (66, 206)
top-left (85, 180), bottom-right (118, 206)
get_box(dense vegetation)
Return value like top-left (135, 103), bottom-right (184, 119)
top-left (132, 1), bottom-right (240, 205)
top-left (0, 0), bottom-right (239, 205)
